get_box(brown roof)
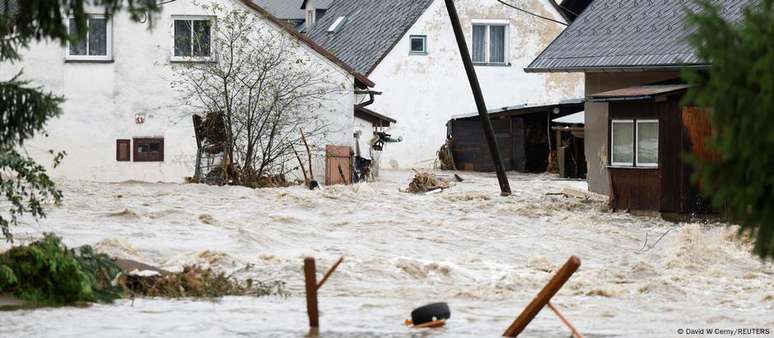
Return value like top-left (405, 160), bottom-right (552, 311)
top-left (588, 84), bottom-right (691, 102)
top-left (355, 106), bottom-right (396, 127)
top-left (237, 0), bottom-right (374, 88)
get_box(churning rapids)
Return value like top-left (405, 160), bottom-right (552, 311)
top-left (1, 170), bottom-right (772, 337)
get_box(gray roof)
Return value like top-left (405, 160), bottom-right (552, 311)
top-left (251, 0), bottom-right (332, 20)
top-left (527, 0), bottom-right (755, 72)
top-left (307, 0), bottom-right (435, 75)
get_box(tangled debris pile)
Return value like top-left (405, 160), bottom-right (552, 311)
top-left (0, 234), bottom-right (285, 306)
top-left (405, 170), bottom-right (452, 193)
top-left (118, 266), bottom-right (286, 298)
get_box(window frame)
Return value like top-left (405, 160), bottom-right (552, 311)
top-left (116, 139), bottom-right (131, 162)
top-left (65, 14), bottom-right (113, 62)
top-left (132, 138), bottom-right (165, 162)
top-left (471, 20), bottom-right (509, 66)
top-left (610, 119), bottom-right (635, 167)
top-left (635, 119), bottom-right (659, 167)
top-left (610, 118), bottom-right (660, 168)
top-left (409, 35), bottom-right (427, 55)
top-left (171, 16), bottom-right (215, 63)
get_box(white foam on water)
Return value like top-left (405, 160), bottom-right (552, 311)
top-left (0, 170), bottom-right (772, 337)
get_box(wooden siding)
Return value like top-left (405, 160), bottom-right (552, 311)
top-left (609, 168), bottom-right (661, 211)
top-left (607, 93), bottom-right (712, 213)
top-left (450, 113), bottom-right (551, 173)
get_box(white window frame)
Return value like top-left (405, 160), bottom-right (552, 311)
top-left (610, 119), bottom-right (635, 167)
top-left (170, 16), bottom-right (215, 63)
top-left (471, 19), bottom-right (509, 65)
top-left (409, 35), bottom-right (427, 55)
top-left (65, 14), bottom-right (113, 62)
top-left (635, 119), bottom-right (659, 167)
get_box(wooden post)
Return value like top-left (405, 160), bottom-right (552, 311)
top-left (304, 257), bottom-right (319, 328)
top-left (300, 128), bottom-right (314, 179)
top-left (503, 256), bottom-right (581, 337)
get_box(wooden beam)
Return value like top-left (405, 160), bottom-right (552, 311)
top-left (317, 257), bottom-right (344, 290)
top-left (304, 257), bottom-right (319, 328)
top-left (547, 302), bottom-right (585, 338)
top-left (503, 256), bottom-right (581, 337)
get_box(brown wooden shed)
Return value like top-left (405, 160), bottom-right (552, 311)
top-left (589, 84), bottom-right (714, 214)
top-left (446, 102), bottom-right (584, 173)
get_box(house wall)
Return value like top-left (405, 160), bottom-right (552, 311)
top-left (584, 71), bottom-right (680, 194)
top-left (0, 0), bottom-right (355, 183)
top-left (367, 0), bottom-right (584, 169)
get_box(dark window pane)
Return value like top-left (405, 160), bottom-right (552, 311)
top-left (193, 20), bottom-right (211, 57)
top-left (472, 25), bottom-right (486, 63)
top-left (89, 18), bottom-right (107, 56)
top-left (489, 25), bottom-right (505, 63)
top-left (174, 20), bottom-right (192, 57)
top-left (410, 37), bottom-right (425, 53)
top-left (69, 18), bottom-right (87, 55)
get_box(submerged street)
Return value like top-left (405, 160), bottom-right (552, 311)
top-left (1, 170), bottom-right (772, 337)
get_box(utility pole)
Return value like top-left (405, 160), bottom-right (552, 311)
top-left (444, 0), bottom-right (512, 196)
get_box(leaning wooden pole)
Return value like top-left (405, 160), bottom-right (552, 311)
top-left (444, 0), bottom-right (512, 196)
top-left (503, 256), bottom-right (581, 337)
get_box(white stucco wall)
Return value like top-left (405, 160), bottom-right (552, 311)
top-left (1, 0), bottom-right (355, 183)
top-left (368, 0), bottom-right (584, 169)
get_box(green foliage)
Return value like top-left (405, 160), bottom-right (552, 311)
top-left (0, 234), bottom-right (123, 305)
top-left (683, 0), bottom-right (774, 259)
top-left (0, 1), bottom-right (160, 241)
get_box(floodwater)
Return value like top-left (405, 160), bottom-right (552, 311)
top-left (1, 170), bottom-right (772, 338)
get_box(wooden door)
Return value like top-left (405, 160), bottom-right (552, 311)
top-left (325, 145), bottom-right (352, 185)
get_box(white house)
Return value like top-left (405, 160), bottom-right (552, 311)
top-left (1, 0), bottom-right (374, 183)
top-left (308, 0), bottom-right (584, 169)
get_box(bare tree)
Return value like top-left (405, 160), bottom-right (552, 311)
top-left (172, 4), bottom-right (347, 185)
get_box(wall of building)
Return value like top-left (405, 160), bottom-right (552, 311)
top-left (584, 71), bottom-right (680, 194)
top-left (1, 0), bottom-right (355, 183)
top-left (367, 0), bottom-right (584, 169)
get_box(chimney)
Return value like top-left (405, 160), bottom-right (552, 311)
top-left (305, 0), bottom-right (317, 28)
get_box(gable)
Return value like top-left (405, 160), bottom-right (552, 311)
top-left (238, 0), bottom-right (374, 87)
top-left (306, 0), bottom-right (435, 75)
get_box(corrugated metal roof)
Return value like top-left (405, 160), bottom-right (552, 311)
top-left (307, 0), bottom-right (435, 75)
top-left (553, 111), bottom-right (584, 124)
top-left (527, 0), bottom-right (756, 72)
top-left (588, 84), bottom-right (690, 102)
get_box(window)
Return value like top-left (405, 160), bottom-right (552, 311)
top-left (610, 119), bottom-right (659, 167)
top-left (409, 35), bottom-right (427, 54)
top-left (116, 139), bottom-right (131, 162)
top-left (636, 120), bottom-right (659, 167)
top-left (472, 22), bottom-right (507, 65)
top-left (173, 17), bottom-right (213, 60)
top-left (67, 15), bottom-right (112, 61)
top-left (133, 138), bottom-right (164, 162)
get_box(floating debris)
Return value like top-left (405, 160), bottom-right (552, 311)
top-left (405, 170), bottom-right (452, 193)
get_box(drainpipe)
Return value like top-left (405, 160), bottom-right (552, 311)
top-left (354, 90), bottom-right (382, 108)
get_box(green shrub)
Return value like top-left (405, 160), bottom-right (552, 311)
top-left (0, 234), bottom-right (122, 305)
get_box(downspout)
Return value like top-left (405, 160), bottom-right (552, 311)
top-left (354, 90), bottom-right (382, 108)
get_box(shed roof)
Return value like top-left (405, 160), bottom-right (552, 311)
top-left (553, 111), bottom-right (584, 124)
top-left (238, 0), bottom-right (374, 87)
top-left (355, 106), bottom-right (397, 127)
top-left (588, 84), bottom-right (690, 102)
top-left (527, 0), bottom-right (755, 72)
top-left (307, 0), bottom-right (435, 75)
